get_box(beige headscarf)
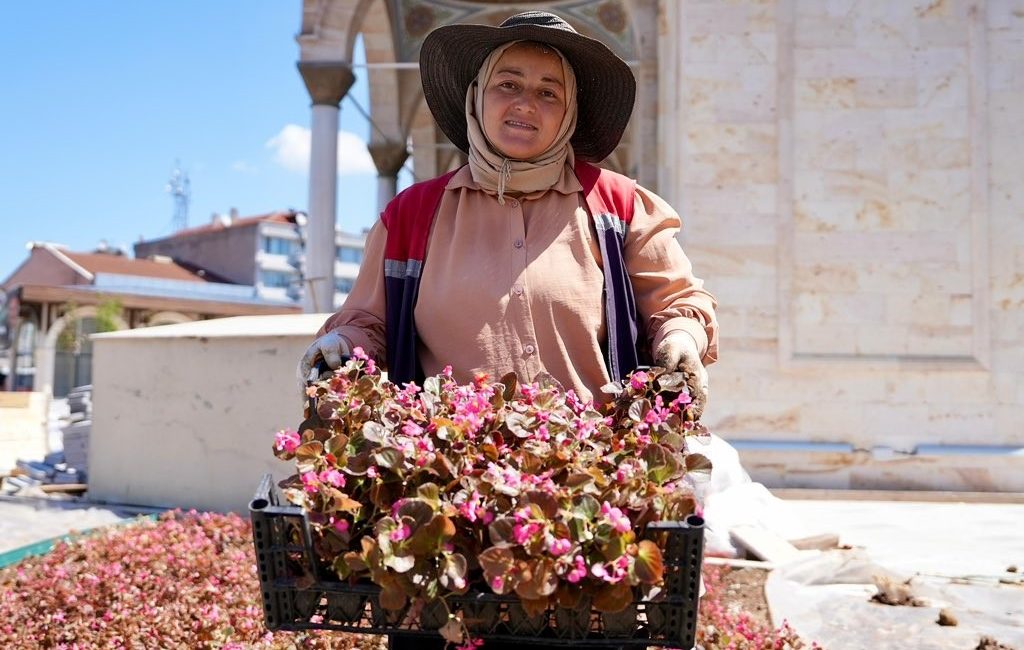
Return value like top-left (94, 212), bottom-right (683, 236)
top-left (465, 41), bottom-right (578, 204)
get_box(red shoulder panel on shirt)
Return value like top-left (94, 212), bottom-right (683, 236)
top-left (574, 161), bottom-right (637, 225)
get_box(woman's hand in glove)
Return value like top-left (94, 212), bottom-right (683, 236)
top-left (654, 331), bottom-right (709, 418)
top-left (296, 330), bottom-right (350, 389)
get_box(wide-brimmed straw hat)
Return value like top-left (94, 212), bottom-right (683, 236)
top-left (419, 11), bottom-right (635, 162)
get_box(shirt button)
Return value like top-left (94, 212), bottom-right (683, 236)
top-left (524, 344), bottom-right (535, 355)
top-left (510, 199), bottom-right (520, 207)
top-left (513, 239), bottom-right (524, 249)
top-left (512, 284), bottom-right (524, 296)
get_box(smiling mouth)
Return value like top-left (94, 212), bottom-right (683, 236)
top-left (505, 120), bottom-right (537, 131)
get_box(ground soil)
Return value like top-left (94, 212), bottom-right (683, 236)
top-left (718, 567), bottom-right (772, 628)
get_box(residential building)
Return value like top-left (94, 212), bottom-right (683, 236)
top-left (1, 242), bottom-right (299, 397)
top-left (133, 209), bottom-right (367, 311)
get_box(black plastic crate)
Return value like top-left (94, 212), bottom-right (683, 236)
top-left (250, 473), bottom-right (704, 648)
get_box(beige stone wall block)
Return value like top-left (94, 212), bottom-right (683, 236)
top-left (792, 324), bottom-right (860, 355)
top-left (792, 263), bottom-right (859, 292)
top-left (995, 405), bottom-right (1024, 436)
top-left (885, 371), bottom-right (995, 404)
top-left (854, 263), bottom-right (926, 293)
top-left (905, 325), bottom-right (973, 356)
top-left (888, 168), bottom-right (970, 205)
top-left (854, 78), bottom-right (919, 108)
top-left (682, 184), bottom-right (777, 216)
top-left (988, 0), bottom-right (1024, 30)
top-left (858, 403), bottom-right (933, 448)
top-left (692, 248), bottom-right (776, 290)
top-left (917, 71), bottom-right (970, 109)
top-left (685, 3), bottom-right (752, 35)
top-left (912, 137), bottom-right (971, 169)
top-left (856, 325), bottom-right (910, 355)
top-left (794, 136), bottom-right (858, 170)
top-left (692, 214), bottom-right (779, 246)
top-left (685, 123), bottom-right (777, 154)
top-left (794, 15), bottom-right (857, 47)
top-left (798, 77), bottom-right (856, 108)
top-left (805, 291), bottom-right (887, 325)
top-left (798, 402), bottom-right (868, 436)
top-left (795, 46), bottom-right (918, 78)
top-left (884, 106), bottom-right (970, 141)
top-left (885, 292), bottom-right (956, 326)
top-left (922, 406), bottom-right (996, 440)
top-left (794, 231), bottom-right (956, 263)
top-left (711, 399), bottom-right (801, 435)
top-left (692, 153), bottom-right (777, 184)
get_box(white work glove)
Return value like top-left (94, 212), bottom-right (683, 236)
top-left (654, 331), bottom-right (709, 418)
top-left (297, 330), bottom-right (350, 389)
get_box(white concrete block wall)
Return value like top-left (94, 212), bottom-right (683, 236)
top-left (88, 315), bottom-right (326, 512)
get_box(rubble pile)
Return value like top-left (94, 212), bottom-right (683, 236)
top-left (1, 386), bottom-right (90, 496)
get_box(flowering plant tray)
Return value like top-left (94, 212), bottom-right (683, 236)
top-left (250, 473), bottom-right (704, 647)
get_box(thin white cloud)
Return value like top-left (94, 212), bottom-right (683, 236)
top-left (266, 124), bottom-right (375, 176)
top-left (231, 160), bottom-right (259, 174)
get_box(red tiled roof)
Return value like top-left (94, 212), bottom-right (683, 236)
top-left (62, 252), bottom-right (212, 283)
top-left (166, 210), bottom-right (300, 239)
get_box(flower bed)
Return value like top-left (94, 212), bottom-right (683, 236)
top-left (0, 511), bottom-right (816, 649)
top-left (268, 350), bottom-right (712, 645)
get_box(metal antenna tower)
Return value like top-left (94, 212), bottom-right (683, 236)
top-left (165, 162), bottom-right (191, 231)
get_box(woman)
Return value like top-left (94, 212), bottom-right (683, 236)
top-left (300, 13), bottom-right (718, 647)
top-left (300, 9), bottom-right (718, 415)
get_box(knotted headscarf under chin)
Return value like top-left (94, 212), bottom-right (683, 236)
top-left (465, 41), bottom-right (578, 204)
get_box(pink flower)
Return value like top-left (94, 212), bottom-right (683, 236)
top-left (319, 468), bottom-right (346, 488)
top-left (389, 523), bottom-right (412, 542)
top-left (629, 371), bottom-right (649, 391)
top-left (547, 537), bottom-right (572, 557)
top-left (300, 471), bottom-right (319, 494)
top-left (600, 502), bottom-right (632, 534)
top-left (490, 575), bottom-right (505, 592)
top-left (366, 466), bottom-right (378, 479)
top-left (273, 429), bottom-right (301, 453)
top-left (402, 421), bottom-right (424, 437)
top-left (332, 519), bottom-right (350, 534)
top-left (566, 555), bottom-right (587, 584)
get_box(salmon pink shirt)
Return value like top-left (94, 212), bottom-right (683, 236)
top-left (320, 164), bottom-right (718, 403)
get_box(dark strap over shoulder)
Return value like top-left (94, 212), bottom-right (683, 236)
top-left (574, 161), bottom-right (649, 381)
top-left (380, 169), bottom-right (458, 384)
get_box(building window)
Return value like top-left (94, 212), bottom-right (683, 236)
top-left (335, 278), bottom-right (355, 294)
top-left (262, 236), bottom-right (296, 256)
top-left (261, 270), bottom-right (293, 288)
top-left (337, 246), bottom-right (362, 263)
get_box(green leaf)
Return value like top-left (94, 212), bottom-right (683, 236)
top-left (416, 483), bottom-right (440, 508)
top-left (361, 421), bottom-right (386, 444)
top-left (438, 618), bottom-right (463, 645)
top-left (524, 490), bottom-right (559, 518)
top-left (633, 540), bottom-right (665, 584)
top-left (514, 557), bottom-right (559, 600)
top-left (384, 552), bottom-right (415, 573)
top-left (325, 434), bottom-right (349, 458)
top-left (573, 495), bottom-right (600, 521)
top-left (397, 499), bottom-right (434, 528)
top-left (656, 371), bottom-right (687, 393)
top-left (372, 447), bottom-right (404, 471)
top-left (295, 441), bottom-right (323, 463)
top-left (500, 372), bottom-right (518, 401)
top-left (592, 581), bottom-right (633, 613)
top-left (488, 517), bottom-right (516, 546)
top-left (685, 453), bottom-right (713, 476)
top-left (628, 399), bottom-right (650, 423)
top-left (478, 547), bottom-right (514, 582)
top-left (379, 578), bottom-right (407, 610)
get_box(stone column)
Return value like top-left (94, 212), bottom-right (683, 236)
top-left (367, 141), bottom-right (409, 215)
top-left (298, 61), bottom-right (355, 313)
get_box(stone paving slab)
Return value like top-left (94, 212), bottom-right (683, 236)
top-left (0, 496), bottom-right (153, 557)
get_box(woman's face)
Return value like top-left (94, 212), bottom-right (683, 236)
top-left (481, 42), bottom-right (568, 160)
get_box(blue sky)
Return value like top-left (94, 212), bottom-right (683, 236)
top-left (0, 1), bottom-right (391, 280)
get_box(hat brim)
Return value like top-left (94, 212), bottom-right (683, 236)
top-left (419, 22), bottom-right (635, 163)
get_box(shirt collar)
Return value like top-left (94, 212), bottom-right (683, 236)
top-left (445, 164), bottom-right (584, 196)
